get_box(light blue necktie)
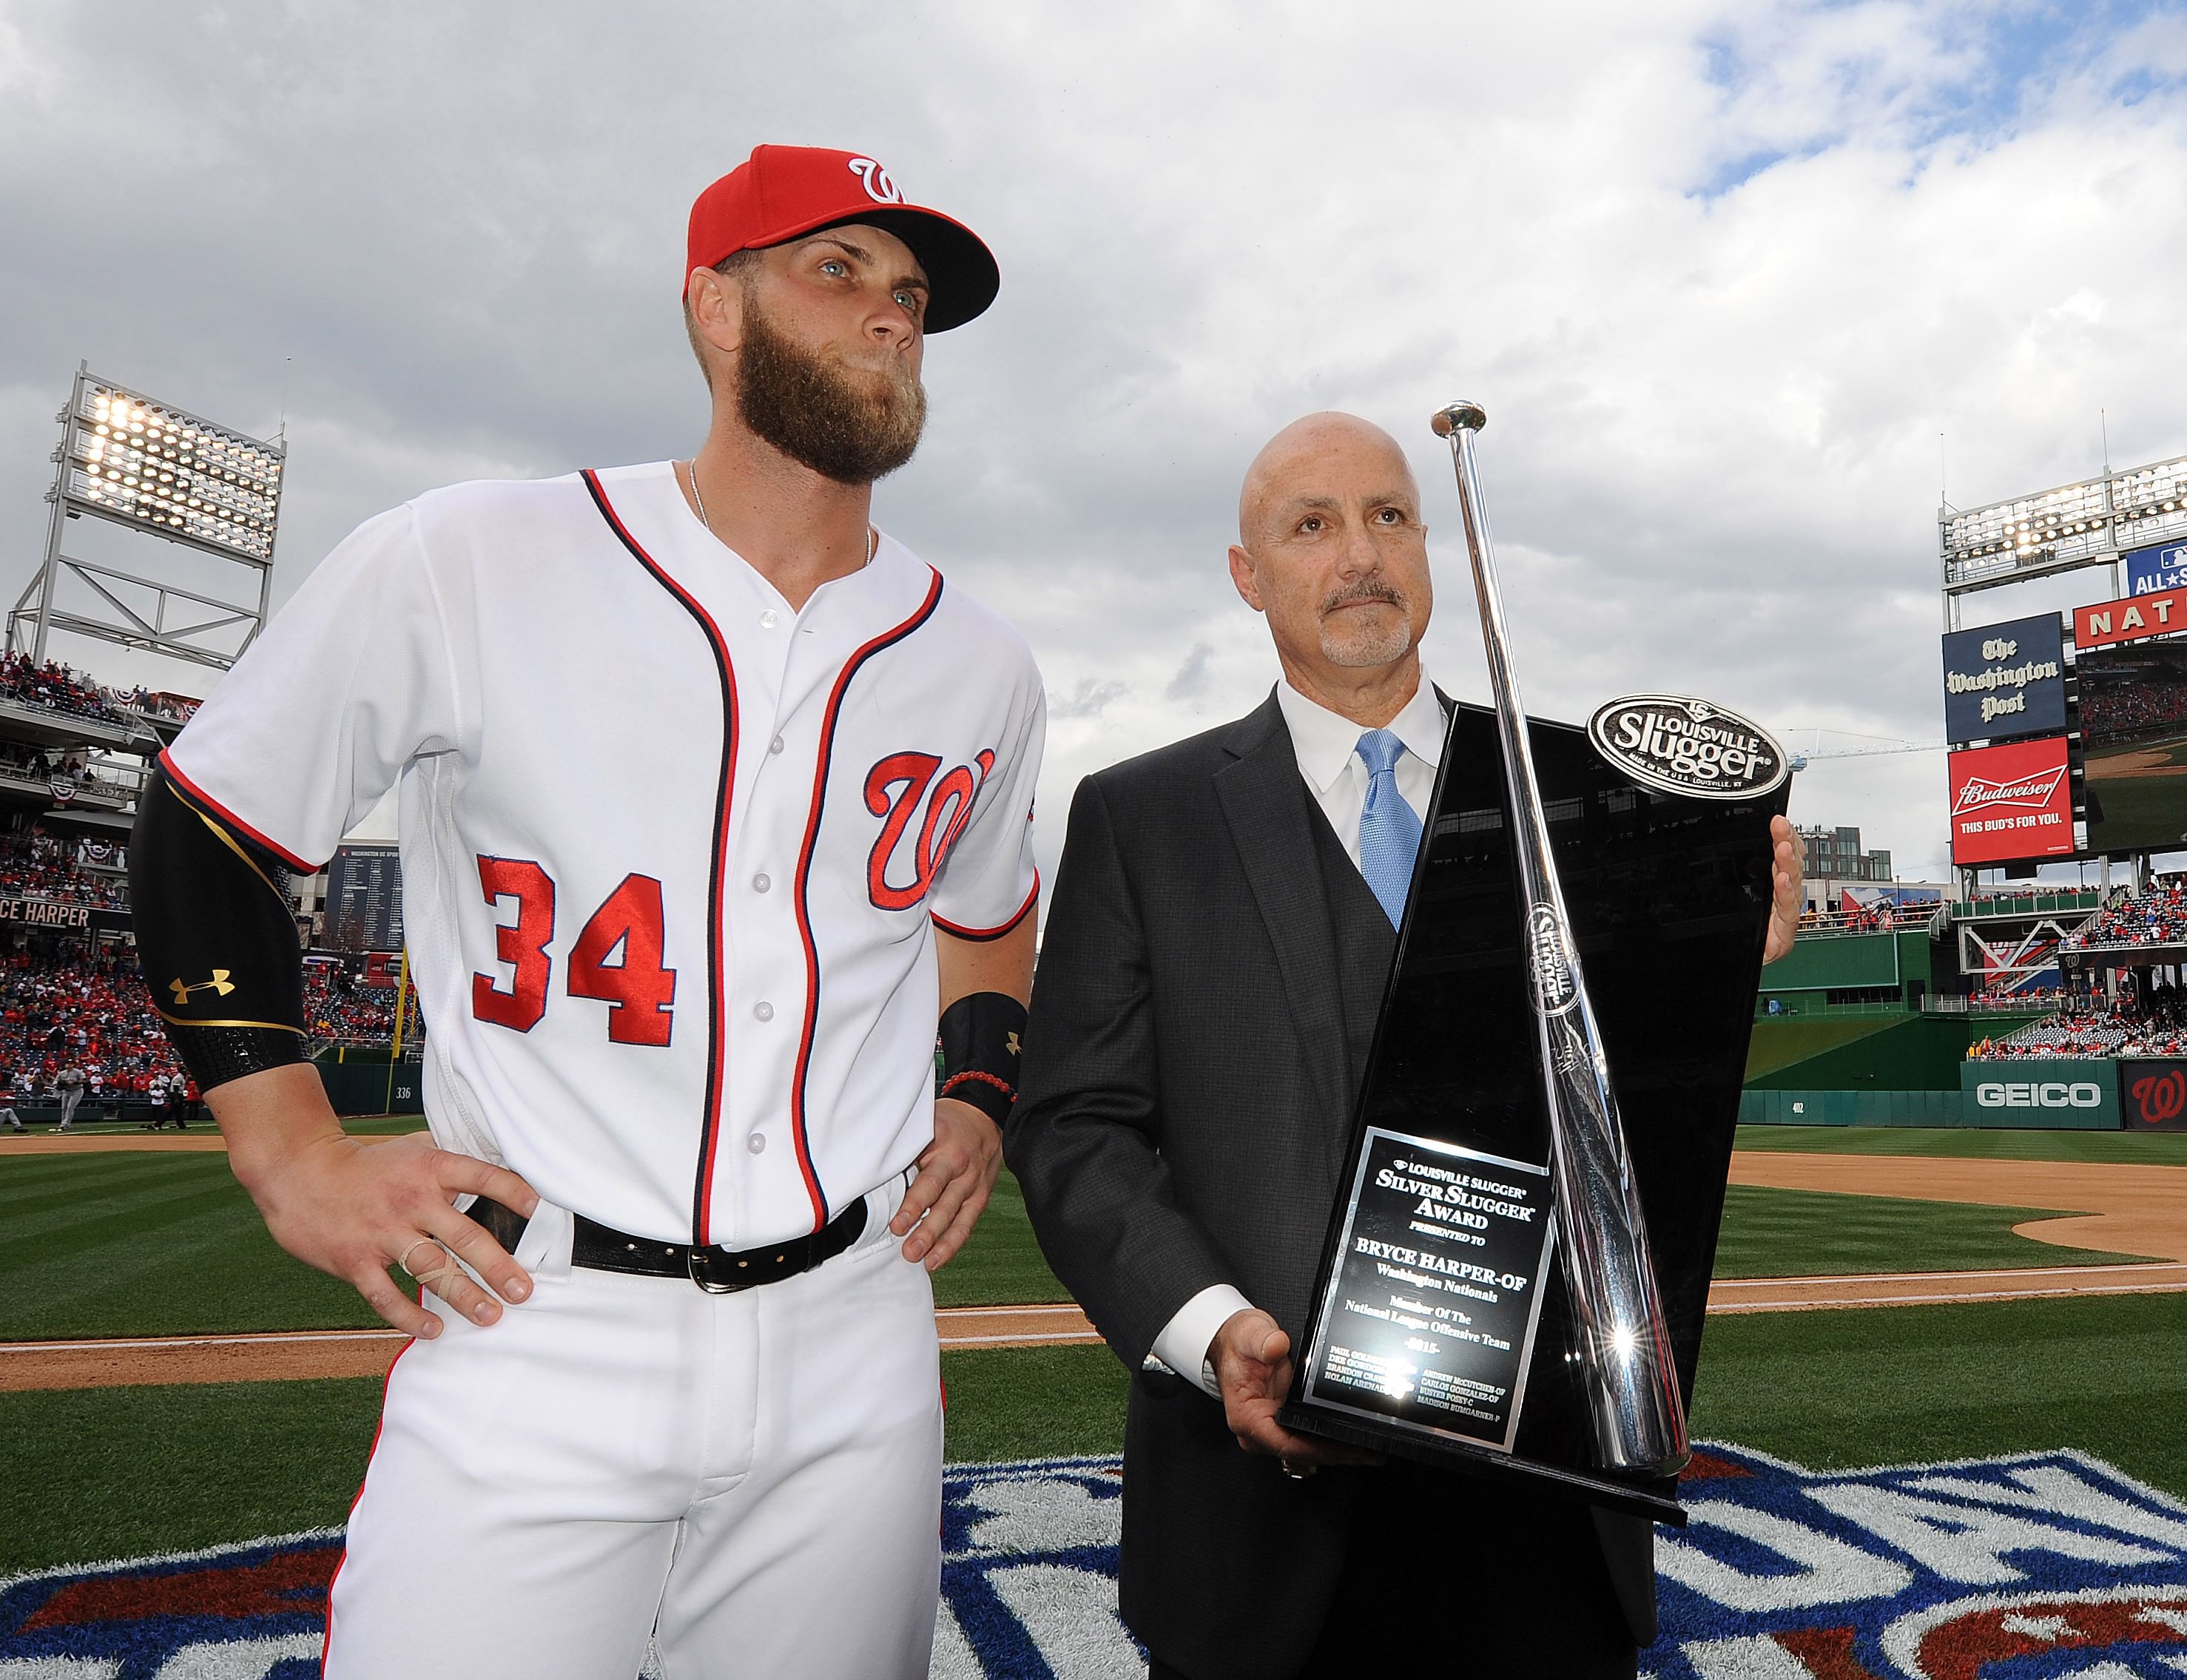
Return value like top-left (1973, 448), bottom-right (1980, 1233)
top-left (1355, 728), bottom-right (1423, 929)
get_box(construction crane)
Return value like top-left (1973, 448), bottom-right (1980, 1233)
top-left (1782, 729), bottom-right (1947, 772)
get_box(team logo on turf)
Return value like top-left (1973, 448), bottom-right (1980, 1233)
top-left (9, 1447), bottom-right (2187, 1676)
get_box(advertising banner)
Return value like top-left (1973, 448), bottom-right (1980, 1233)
top-left (1947, 735), bottom-right (2076, 866)
top-left (1941, 615), bottom-right (2067, 743)
top-left (2126, 540), bottom-right (2187, 596)
top-left (0, 895), bottom-right (129, 935)
top-left (1959, 1058), bottom-right (2118, 1129)
top-left (2119, 1059), bottom-right (2187, 1131)
top-left (2076, 590), bottom-right (2187, 651)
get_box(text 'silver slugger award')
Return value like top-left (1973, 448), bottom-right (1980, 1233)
top-left (1281, 402), bottom-right (1792, 1522)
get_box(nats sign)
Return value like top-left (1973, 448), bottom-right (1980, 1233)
top-left (2076, 590), bottom-right (2187, 652)
top-left (1948, 736), bottom-right (2075, 866)
top-left (2120, 1059), bottom-right (2187, 1132)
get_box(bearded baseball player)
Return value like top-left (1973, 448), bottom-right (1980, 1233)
top-left (128, 144), bottom-right (1042, 1678)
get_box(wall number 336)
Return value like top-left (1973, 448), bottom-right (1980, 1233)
top-left (468, 856), bottom-right (675, 1046)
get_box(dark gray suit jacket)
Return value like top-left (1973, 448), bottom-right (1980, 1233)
top-left (1006, 694), bottom-right (1654, 1678)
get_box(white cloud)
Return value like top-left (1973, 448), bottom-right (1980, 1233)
top-left (3, 0), bottom-right (2186, 888)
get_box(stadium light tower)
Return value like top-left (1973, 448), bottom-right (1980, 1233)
top-left (1939, 450), bottom-right (2187, 629)
top-left (9, 362), bottom-right (287, 672)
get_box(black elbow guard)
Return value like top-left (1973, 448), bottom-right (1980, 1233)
top-left (129, 768), bottom-right (309, 1092)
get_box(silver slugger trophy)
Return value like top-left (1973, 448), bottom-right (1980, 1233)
top-left (1431, 400), bottom-right (1690, 1476)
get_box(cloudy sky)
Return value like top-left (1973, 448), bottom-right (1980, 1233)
top-left (4, 0), bottom-right (2186, 886)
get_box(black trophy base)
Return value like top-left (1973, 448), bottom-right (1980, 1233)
top-left (1281, 700), bottom-right (1787, 1525)
top-left (1274, 1403), bottom-right (1687, 1526)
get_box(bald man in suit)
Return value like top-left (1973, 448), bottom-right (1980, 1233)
top-left (1006, 413), bottom-right (1802, 1678)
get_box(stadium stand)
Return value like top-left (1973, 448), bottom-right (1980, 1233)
top-left (0, 653), bottom-right (133, 725)
top-left (2061, 877), bottom-right (2187, 953)
top-left (1967, 991), bottom-right (2187, 1059)
top-left (0, 947), bottom-right (191, 1115)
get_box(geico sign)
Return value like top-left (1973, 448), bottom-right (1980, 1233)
top-left (1975, 1081), bottom-right (2103, 1109)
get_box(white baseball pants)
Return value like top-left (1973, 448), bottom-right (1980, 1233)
top-left (323, 1178), bottom-right (943, 1679)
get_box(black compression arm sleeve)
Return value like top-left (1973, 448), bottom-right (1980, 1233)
top-left (129, 767), bottom-right (309, 1091)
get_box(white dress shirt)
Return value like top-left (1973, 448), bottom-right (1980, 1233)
top-left (1149, 670), bottom-right (1446, 1396)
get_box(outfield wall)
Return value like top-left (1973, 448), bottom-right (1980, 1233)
top-left (311, 1047), bottom-right (424, 1116)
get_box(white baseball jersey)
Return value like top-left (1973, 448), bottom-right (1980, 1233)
top-left (164, 460), bottom-right (1044, 1249)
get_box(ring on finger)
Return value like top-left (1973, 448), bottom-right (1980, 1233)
top-left (396, 1237), bottom-right (441, 1277)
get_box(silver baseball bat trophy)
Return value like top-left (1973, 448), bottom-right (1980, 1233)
top-left (1282, 399), bottom-right (1789, 1519)
top-left (1431, 400), bottom-right (1687, 1477)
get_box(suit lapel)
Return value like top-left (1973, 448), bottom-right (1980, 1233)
top-left (1214, 695), bottom-right (1349, 1125)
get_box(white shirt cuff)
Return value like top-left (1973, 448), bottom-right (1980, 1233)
top-left (1150, 1283), bottom-right (1256, 1400)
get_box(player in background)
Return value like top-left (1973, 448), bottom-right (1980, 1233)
top-left (129, 145), bottom-right (1042, 1679)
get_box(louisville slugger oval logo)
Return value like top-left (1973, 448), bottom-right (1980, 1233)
top-left (1588, 695), bottom-right (1789, 801)
top-left (865, 748), bottom-right (995, 911)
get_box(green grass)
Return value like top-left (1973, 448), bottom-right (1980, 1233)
top-left (1691, 1292), bottom-right (2187, 1499)
top-left (1743, 1017), bottom-right (1898, 1081)
top-left (0, 1151), bottom-right (1064, 1340)
top-left (11, 1295), bottom-right (2187, 1575)
top-left (0, 1154), bottom-right (385, 1339)
top-left (1735, 1124), bottom-right (2187, 1163)
top-left (1711, 1184), bottom-right (2153, 1277)
top-left (0, 1377), bottom-right (383, 1573)
top-left (931, 1170), bottom-right (1069, 1308)
top-left (0, 1346), bottom-right (1130, 1574)
top-left (944, 1346), bottom-right (1130, 1464)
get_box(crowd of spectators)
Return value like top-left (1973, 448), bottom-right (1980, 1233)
top-left (2080, 675), bottom-right (2187, 741)
top-left (0, 654), bottom-right (127, 725)
top-left (0, 946), bottom-right (414, 1124)
top-left (2064, 878), bottom-right (2187, 951)
top-left (0, 945), bottom-right (188, 1104)
top-left (303, 962), bottom-right (405, 1045)
top-left (1967, 987), bottom-right (2187, 1059)
top-left (0, 830), bottom-right (127, 908)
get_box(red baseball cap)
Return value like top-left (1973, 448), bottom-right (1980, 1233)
top-left (685, 145), bottom-right (1000, 333)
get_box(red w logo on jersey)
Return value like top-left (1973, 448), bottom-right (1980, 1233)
top-left (865, 749), bottom-right (995, 911)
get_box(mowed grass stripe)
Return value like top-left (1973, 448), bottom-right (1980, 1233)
top-left (1691, 1290), bottom-right (2187, 1499)
top-left (0, 1156), bottom-right (382, 1340)
top-left (1733, 1124), bottom-right (2187, 1164)
top-left (7, 1293), bottom-right (2187, 1576)
top-left (1711, 1183), bottom-right (2151, 1278)
top-left (0, 1346), bottom-right (1133, 1573)
top-left (0, 1152), bottom-right (1071, 1340)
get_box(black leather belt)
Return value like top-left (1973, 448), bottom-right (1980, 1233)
top-left (467, 1194), bottom-right (868, 1294)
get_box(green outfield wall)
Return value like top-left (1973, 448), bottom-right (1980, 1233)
top-left (1744, 1013), bottom-right (2032, 1093)
top-left (1737, 1089), bottom-right (1969, 1127)
top-left (310, 1047), bottom-right (424, 1116)
top-left (1755, 928), bottom-right (1933, 1007)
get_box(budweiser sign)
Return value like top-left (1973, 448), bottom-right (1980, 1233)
top-left (1947, 736), bottom-right (2075, 866)
top-left (1951, 763), bottom-right (2067, 815)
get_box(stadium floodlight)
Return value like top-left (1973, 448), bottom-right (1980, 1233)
top-left (10, 364), bottom-right (287, 673)
top-left (64, 377), bottom-right (285, 563)
top-left (1941, 450), bottom-right (2187, 595)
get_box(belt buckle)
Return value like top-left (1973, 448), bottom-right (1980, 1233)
top-left (687, 1245), bottom-right (755, 1295)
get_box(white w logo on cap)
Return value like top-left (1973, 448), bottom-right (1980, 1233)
top-left (848, 157), bottom-right (905, 205)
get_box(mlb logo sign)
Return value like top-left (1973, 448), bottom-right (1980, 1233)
top-left (1650, 1445), bottom-right (2187, 1679)
top-left (9, 1447), bottom-right (2187, 1677)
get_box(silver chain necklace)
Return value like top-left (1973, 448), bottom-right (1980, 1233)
top-left (684, 461), bottom-right (875, 566)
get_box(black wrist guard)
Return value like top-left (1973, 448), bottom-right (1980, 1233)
top-left (129, 767), bottom-right (309, 1093)
top-left (937, 991), bottom-right (1027, 1129)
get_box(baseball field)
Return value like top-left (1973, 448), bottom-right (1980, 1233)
top-left (7, 1120), bottom-right (2187, 1678)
